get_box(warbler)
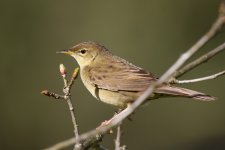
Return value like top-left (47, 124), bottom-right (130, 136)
top-left (58, 41), bottom-right (215, 108)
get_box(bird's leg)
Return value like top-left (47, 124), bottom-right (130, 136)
top-left (98, 104), bottom-right (135, 128)
top-left (99, 109), bottom-right (122, 127)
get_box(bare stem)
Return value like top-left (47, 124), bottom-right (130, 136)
top-left (161, 14), bottom-right (225, 84)
top-left (44, 138), bottom-right (75, 150)
top-left (61, 68), bottom-right (81, 150)
top-left (173, 41), bottom-right (225, 78)
top-left (172, 1), bottom-right (225, 79)
top-left (67, 98), bottom-right (79, 137)
top-left (41, 90), bottom-right (64, 100)
top-left (173, 70), bottom-right (225, 84)
top-left (115, 124), bottom-right (122, 150)
top-left (67, 98), bottom-right (81, 150)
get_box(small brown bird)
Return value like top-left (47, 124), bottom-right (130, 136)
top-left (59, 41), bottom-right (215, 108)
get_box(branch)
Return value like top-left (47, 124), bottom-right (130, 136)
top-left (44, 136), bottom-right (106, 150)
top-left (172, 70), bottom-right (225, 84)
top-left (60, 65), bottom-right (81, 150)
top-left (44, 138), bottom-right (75, 150)
top-left (168, 10), bottom-right (225, 82)
top-left (115, 125), bottom-right (122, 150)
top-left (114, 109), bottom-right (126, 150)
top-left (173, 41), bottom-right (225, 78)
top-left (219, 0), bottom-right (225, 18)
top-left (115, 124), bottom-right (126, 150)
top-left (172, 1), bottom-right (225, 79)
top-left (41, 90), bottom-right (64, 100)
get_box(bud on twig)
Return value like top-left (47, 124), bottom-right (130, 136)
top-left (41, 90), bottom-right (63, 99)
top-left (72, 68), bottom-right (79, 80)
top-left (41, 90), bottom-right (51, 96)
top-left (68, 68), bottom-right (79, 88)
top-left (59, 64), bottom-right (67, 77)
top-left (219, 1), bottom-right (225, 18)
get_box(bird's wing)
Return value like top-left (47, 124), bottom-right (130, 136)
top-left (87, 59), bottom-right (157, 92)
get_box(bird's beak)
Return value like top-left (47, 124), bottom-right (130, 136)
top-left (56, 49), bottom-right (73, 55)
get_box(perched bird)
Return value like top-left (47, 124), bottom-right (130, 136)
top-left (58, 41), bottom-right (215, 108)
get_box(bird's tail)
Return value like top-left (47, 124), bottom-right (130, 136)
top-left (155, 85), bottom-right (216, 101)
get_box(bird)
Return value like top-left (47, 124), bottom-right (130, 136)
top-left (58, 41), bottom-right (215, 108)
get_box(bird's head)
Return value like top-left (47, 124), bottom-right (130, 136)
top-left (58, 41), bottom-right (107, 68)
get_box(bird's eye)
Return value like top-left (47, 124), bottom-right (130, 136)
top-left (80, 49), bottom-right (87, 54)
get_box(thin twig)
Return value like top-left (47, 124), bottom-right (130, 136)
top-left (60, 65), bottom-right (81, 150)
top-left (162, 9), bottom-right (225, 84)
top-left (42, 65), bottom-right (81, 150)
top-left (173, 70), bottom-right (225, 84)
top-left (115, 109), bottom-right (125, 150)
top-left (66, 97), bottom-right (79, 139)
top-left (219, 0), bottom-right (225, 18)
top-left (173, 42), bottom-right (225, 78)
top-left (45, 135), bottom-right (106, 150)
top-left (172, 1), bottom-right (225, 79)
top-left (41, 90), bottom-right (64, 100)
top-left (115, 124), bottom-right (122, 150)
top-left (44, 138), bottom-right (75, 150)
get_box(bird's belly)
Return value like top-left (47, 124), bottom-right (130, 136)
top-left (81, 75), bottom-right (135, 107)
top-left (96, 89), bottom-right (135, 108)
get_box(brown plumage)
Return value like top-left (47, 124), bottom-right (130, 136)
top-left (59, 41), bottom-right (216, 108)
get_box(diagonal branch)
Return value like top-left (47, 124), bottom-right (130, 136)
top-left (173, 42), bottom-right (225, 78)
top-left (162, 10), bottom-right (225, 83)
top-left (44, 138), bottom-right (75, 150)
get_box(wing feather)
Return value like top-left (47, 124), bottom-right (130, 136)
top-left (87, 58), bottom-right (157, 92)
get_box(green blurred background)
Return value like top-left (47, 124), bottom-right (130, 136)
top-left (1, 0), bottom-right (225, 150)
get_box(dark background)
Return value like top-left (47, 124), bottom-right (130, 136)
top-left (1, 0), bottom-right (225, 150)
